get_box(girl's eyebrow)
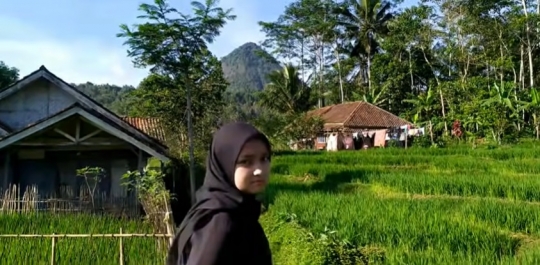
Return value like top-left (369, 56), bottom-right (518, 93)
top-left (238, 152), bottom-right (268, 159)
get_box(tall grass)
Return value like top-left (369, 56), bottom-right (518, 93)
top-left (264, 144), bottom-right (540, 264)
top-left (0, 214), bottom-right (166, 265)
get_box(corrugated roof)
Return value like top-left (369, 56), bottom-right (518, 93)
top-left (308, 101), bottom-right (411, 130)
top-left (121, 117), bottom-right (166, 143)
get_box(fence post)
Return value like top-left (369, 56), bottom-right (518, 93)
top-left (119, 228), bottom-right (124, 265)
top-left (50, 233), bottom-right (56, 265)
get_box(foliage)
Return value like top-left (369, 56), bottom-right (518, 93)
top-left (254, 0), bottom-right (540, 143)
top-left (75, 82), bottom-right (135, 115)
top-left (0, 61), bottom-right (19, 90)
top-left (257, 64), bottom-right (313, 114)
top-left (122, 165), bottom-right (170, 200)
top-left (117, 0), bottom-right (235, 160)
top-left (122, 165), bottom-right (174, 252)
top-left (76, 166), bottom-right (106, 208)
top-left (281, 114), bottom-right (324, 141)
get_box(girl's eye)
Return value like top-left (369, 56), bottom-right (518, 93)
top-left (238, 160), bottom-right (252, 166)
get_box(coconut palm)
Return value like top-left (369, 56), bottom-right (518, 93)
top-left (336, 0), bottom-right (393, 92)
top-left (258, 64), bottom-right (312, 114)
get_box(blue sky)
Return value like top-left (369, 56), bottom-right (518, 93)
top-left (0, 0), bottom-right (417, 86)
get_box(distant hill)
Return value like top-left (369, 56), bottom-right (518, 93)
top-left (74, 82), bottom-right (135, 115)
top-left (221, 42), bottom-right (281, 92)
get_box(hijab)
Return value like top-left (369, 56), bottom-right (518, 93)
top-left (166, 122), bottom-right (271, 263)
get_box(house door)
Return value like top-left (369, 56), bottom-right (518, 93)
top-left (17, 159), bottom-right (58, 197)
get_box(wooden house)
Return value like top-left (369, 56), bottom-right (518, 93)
top-left (0, 66), bottom-right (171, 205)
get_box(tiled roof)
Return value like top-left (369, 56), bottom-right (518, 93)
top-left (308, 101), bottom-right (411, 130)
top-left (121, 117), bottom-right (166, 143)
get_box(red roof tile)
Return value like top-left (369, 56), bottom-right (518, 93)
top-left (308, 101), bottom-right (411, 130)
top-left (121, 117), bottom-right (166, 143)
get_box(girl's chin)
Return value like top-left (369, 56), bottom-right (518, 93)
top-left (248, 183), bottom-right (267, 194)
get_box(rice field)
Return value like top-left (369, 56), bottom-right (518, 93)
top-left (262, 142), bottom-right (540, 264)
top-left (3, 143), bottom-right (540, 264)
top-left (0, 214), bottom-right (166, 264)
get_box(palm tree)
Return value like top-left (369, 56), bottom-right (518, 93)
top-left (353, 82), bottom-right (388, 106)
top-left (258, 64), bottom-right (312, 114)
top-left (336, 0), bottom-right (393, 93)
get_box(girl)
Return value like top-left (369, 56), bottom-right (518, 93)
top-left (166, 122), bottom-right (273, 265)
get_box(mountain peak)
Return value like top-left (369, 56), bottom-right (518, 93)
top-left (237, 42), bottom-right (260, 49)
top-left (221, 42), bottom-right (281, 92)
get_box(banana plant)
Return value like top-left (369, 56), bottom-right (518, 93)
top-left (521, 88), bottom-right (540, 139)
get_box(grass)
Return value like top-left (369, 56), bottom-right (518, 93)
top-left (0, 214), bottom-right (166, 265)
top-left (262, 143), bottom-right (540, 264)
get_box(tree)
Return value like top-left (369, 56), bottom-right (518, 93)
top-left (0, 61), bottom-right (19, 89)
top-left (258, 64), bottom-right (313, 114)
top-left (482, 82), bottom-right (520, 144)
top-left (336, 0), bottom-right (394, 94)
top-left (260, 0), bottom-right (339, 108)
top-left (522, 88), bottom-right (540, 139)
top-left (117, 0), bottom-right (235, 203)
top-left (403, 86), bottom-right (438, 144)
top-left (253, 0), bottom-right (540, 145)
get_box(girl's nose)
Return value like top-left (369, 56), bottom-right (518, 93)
top-left (253, 169), bottom-right (262, 176)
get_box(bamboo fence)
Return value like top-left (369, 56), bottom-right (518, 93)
top-left (0, 230), bottom-right (174, 265)
top-left (0, 184), bottom-right (140, 217)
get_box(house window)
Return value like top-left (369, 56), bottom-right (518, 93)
top-left (317, 135), bottom-right (326, 143)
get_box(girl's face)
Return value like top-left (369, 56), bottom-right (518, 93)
top-left (233, 138), bottom-right (271, 195)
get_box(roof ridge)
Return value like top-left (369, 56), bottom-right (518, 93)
top-left (342, 101), bottom-right (363, 125)
top-left (40, 68), bottom-right (168, 147)
top-left (363, 101), bottom-right (411, 124)
top-left (0, 66), bottom-right (168, 150)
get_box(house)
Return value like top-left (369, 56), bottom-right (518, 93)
top-left (0, 66), bottom-right (171, 204)
top-left (308, 101), bottom-right (412, 149)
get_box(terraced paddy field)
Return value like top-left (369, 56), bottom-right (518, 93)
top-left (261, 143), bottom-right (540, 264)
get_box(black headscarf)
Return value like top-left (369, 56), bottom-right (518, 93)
top-left (166, 122), bottom-right (271, 263)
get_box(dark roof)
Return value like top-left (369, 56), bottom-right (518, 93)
top-left (0, 65), bottom-right (168, 149)
top-left (308, 101), bottom-right (411, 130)
top-left (0, 120), bottom-right (12, 133)
top-left (0, 103), bottom-right (169, 158)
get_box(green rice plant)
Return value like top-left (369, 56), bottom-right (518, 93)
top-left (263, 143), bottom-right (540, 264)
top-left (270, 146), bottom-right (540, 201)
top-left (0, 213), bottom-right (167, 265)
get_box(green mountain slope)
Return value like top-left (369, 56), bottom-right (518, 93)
top-left (221, 42), bottom-right (281, 92)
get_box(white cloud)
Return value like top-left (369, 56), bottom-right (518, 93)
top-left (209, 0), bottom-right (267, 58)
top-left (0, 16), bottom-right (149, 86)
top-left (0, 0), bottom-right (271, 87)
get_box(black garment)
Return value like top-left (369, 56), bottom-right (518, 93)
top-left (361, 133), bottom-right (373, 148)
top-left (166, 122), bottom-right (273, 265)
top-left (353, 136), bottom-right (362, 150)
